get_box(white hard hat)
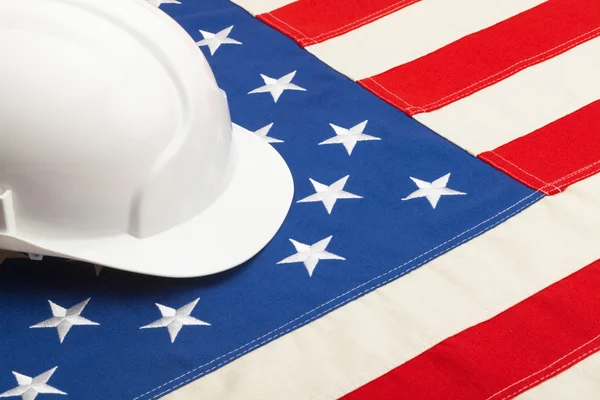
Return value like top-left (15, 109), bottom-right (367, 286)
top-left (0, 0), bottom-right (294, 277)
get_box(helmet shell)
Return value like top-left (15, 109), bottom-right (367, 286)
top-left (0, 0), bottom-right (234, 241)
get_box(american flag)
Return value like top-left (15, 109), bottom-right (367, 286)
top-left (1, 0), bottom-right (599, 398)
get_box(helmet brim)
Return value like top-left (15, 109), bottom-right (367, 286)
top-left (2, 124), bottom-right (294, 277)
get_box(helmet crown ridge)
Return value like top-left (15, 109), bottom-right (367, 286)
top-left (0, 0), bottom-right (233, 242)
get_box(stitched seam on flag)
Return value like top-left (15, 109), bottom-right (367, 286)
top-left (298, 0), bottom-right (419, 46)
top-left (364, 26), bottom-right (600, 114)
top-left (406, 26), bottom-right (600, 113)
top-left (501, 344), bottom-right (600, 400)
top-left (259, 13), bottom-right (311, 43)
top-left (403, 26), bottom-right (600, 113)
top-left (145, 193), bottom-right (543, 400)
top-left (489, 152), bottom-right (552, 187)
top-left (553, 161), bottom-right (600, 189)
top-left (482, 152), bottom-right (559, 192)
top-left (546, 167), bottom-right (600, 195)
top-left (261, 0), bottom-right (418, 47)
top-left (490, 155), bottom-right (600, 195)
top-left (487, 333), bottom-right (600, 400)
top-left (365, 83), bottom-right (600, 194)
top-left (552, 160), bottom-right (600, 185)
top-left (481, 156), bottom-right (555, 195)
top-left (360, 77), bottom-right (414, 111)
top-left (134, 191), bottom-right (545, 400)
top-left (484, 156), bottom-right (600, 195)
top-left (490, 155), bottom-right (600, 188)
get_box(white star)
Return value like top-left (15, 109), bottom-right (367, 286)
top-left (252, 123), bottom-right (283, 143)
top-left (297, 175), bottom-right (362, 214)
top-left (401, 173), bottom-right (466, 209)
top-left (277, 236), bottom-right (345, 277)
top-left (319, 120), bottom-right (381, 155)
top-left (0, 367), bottom-right (66, 400)
top-left (140, 298), bottom-right (210, 343)
top-left (145, 0), bottom-right (180, 7)
top-left (248, 71), bottom-right (306, 103)
top-left (30, 298), bottom-right (99, 343)
top-left (196, 26), bottom-right (242, 55)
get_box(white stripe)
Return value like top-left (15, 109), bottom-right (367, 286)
top-left (306, 0), bottom-right (546, 81)
top-left (516, 351), bottom-right (600, 399)
top-left (229, 0), bottom-right (297, 16)
top-left (415, 36), bottom-right (600, 154)
top-left (164, 174), bottom-right (600, 400)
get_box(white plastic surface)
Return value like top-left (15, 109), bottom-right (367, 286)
top-left (0, 0), bottom-right (294, 277)
top-left (0, 190), bottom-right (16, 234)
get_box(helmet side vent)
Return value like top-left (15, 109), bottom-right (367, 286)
top-left (0, 189), bottom-right (16, 235)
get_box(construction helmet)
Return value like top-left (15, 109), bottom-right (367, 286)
top-left (0, 0), bottom-right (294, 277)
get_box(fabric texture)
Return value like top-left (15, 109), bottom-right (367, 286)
top-left (2, 0), bottom-right (600, 399)
top-left (0, 0), bottom-right (540, 399)
top-left (242, 0), bottom-right (600, 195)
top-left (343, 258), bottom-right (600, 400)
top-left (165, 173), bottom-right (600, 400)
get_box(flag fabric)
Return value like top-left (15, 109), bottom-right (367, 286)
top-left (0, 1), bottom-right (599, 400)
top-left (240, 0), bottom-right (600, 196)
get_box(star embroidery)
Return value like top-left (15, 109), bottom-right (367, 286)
top-left (297, 175), bottom-right (362, 214)
top-left (401, 173), bottom-right (466, 209)
top-left (319, 120), bottom-right (381, 155)
top-left (146, 0), bottom-right (180, 6)
top-left (252, 123), bottom-right (282, 143)
top-left (248, 71), bottom-right (306, 103)
top-left (140, 298), bottom-right (210, 343)
top-left (30, 298), bottom-right (99, 343)
top-left (196, 26), bottom-right (242, 55)
top-left (0, 367), bottom-right (66, 400)
top-left (277, 236), bottom-right (345, 277)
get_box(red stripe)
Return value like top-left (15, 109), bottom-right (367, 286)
top-left (341, 258), bottom-right (600, 400)
top-left (359, 0), bottom-right (600, 116)
top-left (479, 100), bottom-right (600, 195)
top-left (257, 0), bottom-right (420, 47)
